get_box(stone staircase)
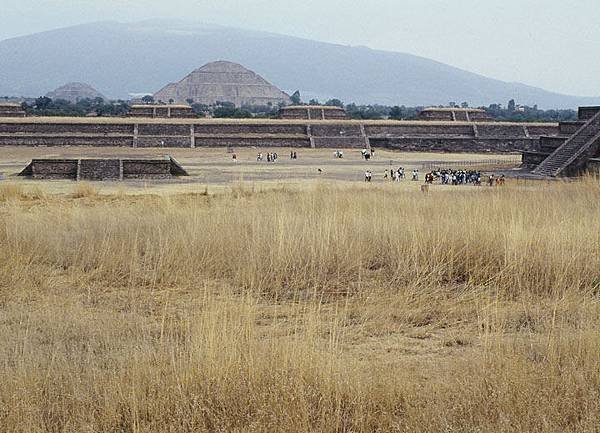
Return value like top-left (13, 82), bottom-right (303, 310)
top-left (532, 107), bottom-right (600, 177)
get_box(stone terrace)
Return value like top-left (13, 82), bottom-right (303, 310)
top-left (0, 116), bottom-right (558, 153)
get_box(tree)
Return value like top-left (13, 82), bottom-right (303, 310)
top-left (168, 99), bottom-right (174, 104)
top-left (308, 99), bottom-right (320, 105)
top-left (325, 98), bottom-right (344, 108)
top-left (290, 90), bottom-right (301, 105)
top-left (508, 99), bottom-right (516, 112)
top-left (461, 102), bottom-right (469, 108)
top-left (34, 96), bottom-right (53, 109)
top-left (141, 95), bottom-right (154, 104)
top-left (186, 98), bottom-right (194, 105)
top-left (389, 106), bottom-right (403, 120)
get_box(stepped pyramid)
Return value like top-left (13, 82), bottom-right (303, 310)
top-left (154, 61), bottom-right (291, 107)
top-left (523, 106), bottom-right (600, 177)
top-left (46, 82), bottom-right (106, 103)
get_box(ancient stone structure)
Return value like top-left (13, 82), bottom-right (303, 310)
top-left (0, 103), bottom-right (26, 117)
top-left (0, 116), bottom-right (558, 153)
top-left (418, 107), bottom-right (494, 122)
top-left (522, 106), bottom-right (600, 176)
top-left (18, 156), bottom-right (188, 181)
top-left (279, 105), bottom-right (349, 120)
top-left (128, 104), bottom-right (196, 118)
top-left (154, 61), bottom-right (292, 107)
top-left (45, 82), bottom-right (106, 103)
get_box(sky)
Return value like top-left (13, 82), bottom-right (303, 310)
top-left (2, 0), bottom-right (600, 97)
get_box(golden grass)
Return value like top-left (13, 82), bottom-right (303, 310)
top-left (0, 178), bottom-right (599, 432)
top-left (71, 182), bottom-right (99, 198)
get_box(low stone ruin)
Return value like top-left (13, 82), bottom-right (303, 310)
top-left (18, 156), bottom-right (188, 181)
top-left (279, 105), bottom-right (349, 120)
top-left (127, 104), bottom-right (196, 118)
top-left (0, 103), bottom-right (26, 118)
top-left (418, 107), bottom-right (494, 122)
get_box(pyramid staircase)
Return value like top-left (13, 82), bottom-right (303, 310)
top-left (531, 107), bottom-right (600, 177)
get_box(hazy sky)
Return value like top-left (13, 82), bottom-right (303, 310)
top-left (2, 0), bottom-right (599, 96)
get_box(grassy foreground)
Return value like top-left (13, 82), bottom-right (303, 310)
top-left (0, 179), bottom-right (599, 432)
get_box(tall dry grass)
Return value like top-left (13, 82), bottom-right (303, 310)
top-left (0, 179), bottom-right (599, 432)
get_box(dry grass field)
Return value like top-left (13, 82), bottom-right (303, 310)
top-left (0, 169), bottom-right (598, 432)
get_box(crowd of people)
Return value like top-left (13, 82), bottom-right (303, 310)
top-left (241, 149), bottom-right (508, 187)
top-left (368, 167), bottom-right (506, 186)
top-left (422, 169), bottom-right (505, 186)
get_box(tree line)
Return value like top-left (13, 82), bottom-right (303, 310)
top-left (12, 95), bottom-right (577, 123)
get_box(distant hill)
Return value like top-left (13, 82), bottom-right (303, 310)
top-left (0, 20), bottom-right (598, 108)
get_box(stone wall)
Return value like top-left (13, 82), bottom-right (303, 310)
top-left (79, 159), bottom-right (121, 180)
top-left (311, 124), bottom-right (363, 137)
top-left (476, 124), bottom-right (527, 137)
top-left (194, 137), bottom-right (310, 147)
top-left (578, 107), bottom-right (600, 121)
top-left (311, 137), bottom-right (365, 148)
top-left (0, 104), bottom-right (26, 118)
top-left (522, 151), bottom-right (551, 167)
top-left (371, 137), bottom-right (539, 153)
top-left (122, 160), bottom-right (172, 179)
top-left (30, 159), bottom-right (78, 179)
top-left (136, 136), bottom-right (192, 148)
top-left (0, 136), bottom-right (133, 146)
top-left (0, 123), bottom-right (133, 134)
top-left (194, 124), bottom-right (307, 135)
top-left (138, 124), bottom-right (191, 135)
top-left (0, 118), bottom-right (558, 153)
top-left (21, 157), bottom-right (186, 180)
top-left (365, 124), bottom-right (475, 137)
top-left (559, 122), bottom-right (585, 135)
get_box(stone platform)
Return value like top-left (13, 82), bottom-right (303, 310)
top-left (523, 107), bottom-right (600, 176)
top-left (0, 116), bottom-right (559, 154)
top-left (18, 156), bottom-right (188, 181)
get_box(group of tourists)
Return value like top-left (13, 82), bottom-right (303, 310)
top-left (334, 150), bottom-right (344, 159)
top-left (421, 169), bottom-right (506, 186)
top-left (256, 152), bottom-right (279, 162)
top-left (365, 166), bottom-right (507, 186)
top-left (289, 151), bottom-right (298, 160)
top-left (424, 169), bottom-right (481, 185)
top-left (381, 167), bottom-right (409, 181)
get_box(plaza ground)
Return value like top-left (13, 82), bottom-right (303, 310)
top-left (0, 146), bottom-right (520, 194)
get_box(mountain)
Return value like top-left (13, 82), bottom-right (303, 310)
top-left (45, 82), bottom-right (106, 103)
top-left (0, 20), bottom-right (598, 108)
top-left (154, 61), bottom-right (291, 106)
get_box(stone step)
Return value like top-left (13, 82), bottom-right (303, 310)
top-left (533, 110), bottom-right (600, 176)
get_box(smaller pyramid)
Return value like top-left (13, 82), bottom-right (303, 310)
top-left (154, 61), bottom-right (291, 107)
top-left (46, 82), bottom-right (106, 103)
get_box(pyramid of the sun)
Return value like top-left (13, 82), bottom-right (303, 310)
top-left (154, 61), bottom-right (292, 107)
top-left (46, 82), bottom-right (106, 103)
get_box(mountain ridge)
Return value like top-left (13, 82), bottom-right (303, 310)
top-left (0, 20), bottom-right (598, 108)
